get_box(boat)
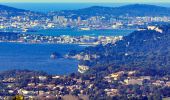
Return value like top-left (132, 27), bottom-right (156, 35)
top-left (50, 53), bottom-right (57, 59)
top-left (80, 27), bottom-right (91, 31)
top-left (50, 52), bottom-right (61, 59)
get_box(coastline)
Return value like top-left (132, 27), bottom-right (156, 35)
top-left (0, 41), bottom-right (96, 46)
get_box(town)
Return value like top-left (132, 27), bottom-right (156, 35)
top-left (0, 67), bottom-right (170, 100)
top-left (1, 13), bottom-right (170, 32)
top-left (0, 32), bottom-right (123, 45)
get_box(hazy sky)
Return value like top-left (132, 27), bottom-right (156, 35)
top-left (0, 0), bottom-right (170, 3)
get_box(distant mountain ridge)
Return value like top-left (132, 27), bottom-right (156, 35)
top-left (50, 4), bottom-right (170, 18)
top-left (1, 4), bottom-right (170, 17)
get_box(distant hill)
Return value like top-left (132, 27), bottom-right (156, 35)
top-left (1, 4), bottom-right (170, 18)
top-left (0, 4), bottom-right (26, 12)
top-left (50, 4), bottom-right (170, 18)
top-left (79, 25), bottom-right (170, 74)
top-left (0, 4), bottom-right (45, 17)
top-left (0, 4), bottom-right (28, 16)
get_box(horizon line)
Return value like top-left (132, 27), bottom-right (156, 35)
top-left (1, 2), bottom-right (170, 3)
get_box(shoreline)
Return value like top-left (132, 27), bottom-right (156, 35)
top-left (0, 41), bottom-right (97, 46)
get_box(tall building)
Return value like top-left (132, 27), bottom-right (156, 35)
top-left (53, 16), bottom-right (58, 23)
top-left (53, 16), bottom-right (67, 24)
top-left (77, 16), bottom-right (81, 24)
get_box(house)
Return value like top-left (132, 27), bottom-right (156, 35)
top-left (140, 76), bottom-right (151, 80)
top-left (78, 65), bottom-right (89, 73)
top-left (147, 26), bottom-right (163, 33)
top-left (163, 97), bottom-right (170, 100)
top-left (38, 76), bottom-right (47, 81)
top-left (104, 89), bottom-right (118, 96)
top-left (52, 76), bottom-right (60, 79)
top-left (165, 81), bottom-right (170, 87)
top-left (124, 79), bottom-right (143, 85)
top-left (128, 71), bottom-right (136, 76)
top-left (152, 80), bottom-right (165, 86)
top-left (110, 71), bottom-right (124, 80)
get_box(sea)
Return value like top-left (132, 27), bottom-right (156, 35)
top-left (0, 43), bottom-right (85, 75)
top-left (28, 29), bottom-right (133, 36)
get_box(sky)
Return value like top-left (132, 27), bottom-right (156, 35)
top-left (0, 0), bottom-right (170, 3)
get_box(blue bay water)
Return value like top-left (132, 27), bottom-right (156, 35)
top-left (0, 43), bottom-right (85, 75)
top-left (28, 29), bottom-right (133, 36)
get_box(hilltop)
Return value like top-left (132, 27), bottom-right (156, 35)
top-left (1, 4), bottom-right (170, 18)
top-left (78, 25), bottom-right (170, 74)
top-left (0, 4), bottom-right (45, 17)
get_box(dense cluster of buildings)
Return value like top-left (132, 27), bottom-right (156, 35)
top-left (103, 70), bottom-right (170, 98)
top-left (0, 33), bottom-right (123, 45)
top-left (52, 16), bottom-right (170, 30)
top-left (1, 13), bottom-right (170, 32)
top-left (0, 68), bottom-right (170, 99)
top-left (0, 73), bottom-right (91, 99)
top-left (0, 15), bottom-right (52, 32)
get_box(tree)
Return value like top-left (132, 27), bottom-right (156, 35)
top-left (12, 95), bottom-right (24, 100)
